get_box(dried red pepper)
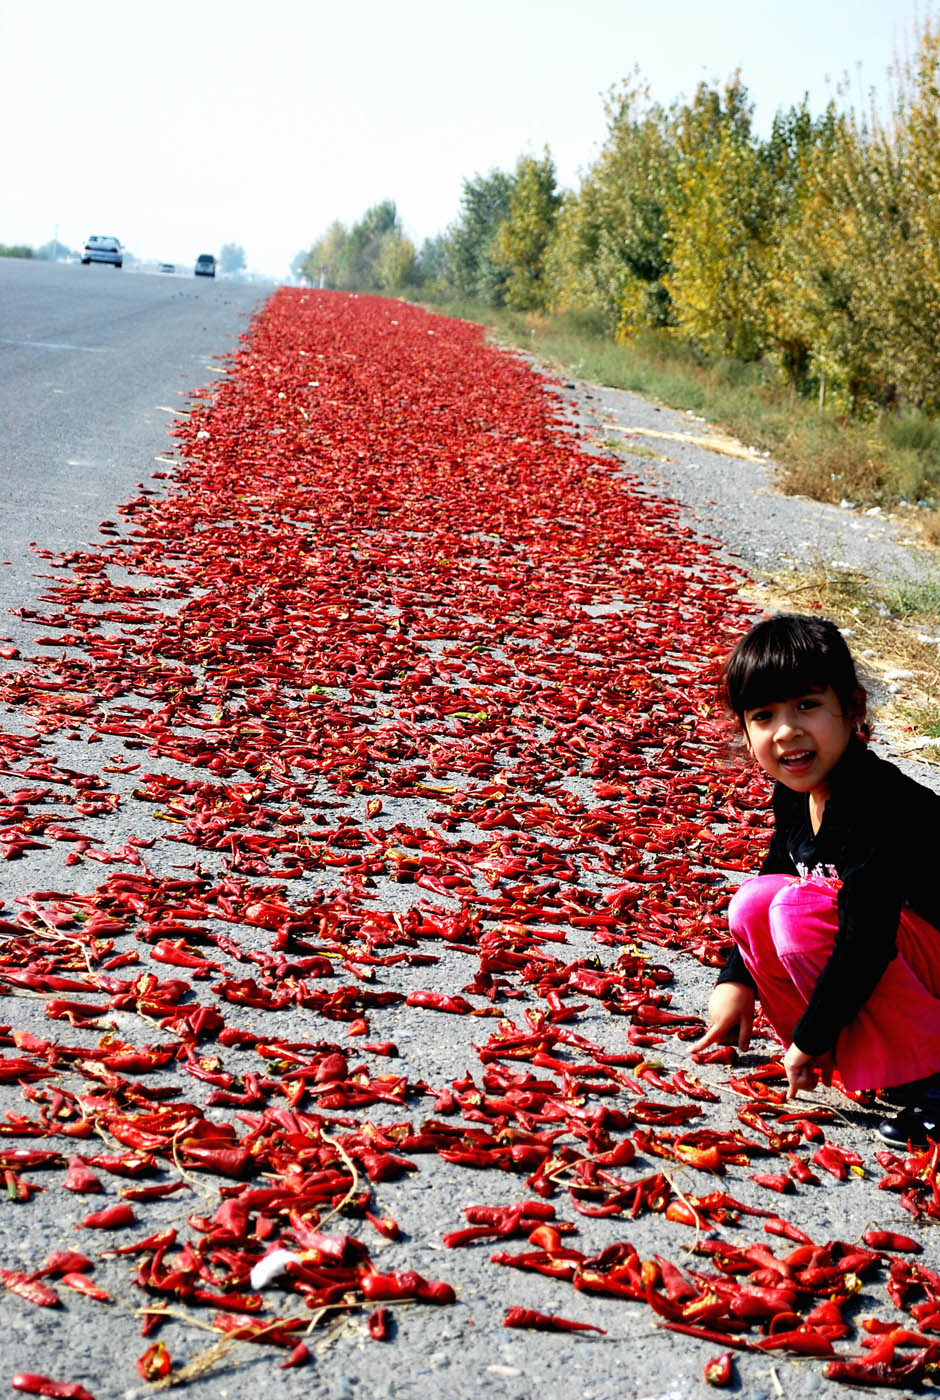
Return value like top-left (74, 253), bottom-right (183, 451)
top-left (503, 1306), bottom-right (605, 1333)
top-left (11, 1379), bottom-right (95, 1400)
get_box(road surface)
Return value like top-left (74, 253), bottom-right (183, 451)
top-left (0, 258), bottom-right (269, 636)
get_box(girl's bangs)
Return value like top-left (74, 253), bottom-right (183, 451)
top-left (730, 646), bottom-right (829, 715)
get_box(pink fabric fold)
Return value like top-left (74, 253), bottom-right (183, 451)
top-left (728, 873), bottom-right (940, 1090)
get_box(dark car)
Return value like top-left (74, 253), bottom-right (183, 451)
top-left (81, 235), bottom-right (122, 268)
top-left (194, 253), bottom-right (216, 278)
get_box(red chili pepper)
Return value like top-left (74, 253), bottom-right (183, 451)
top-left (824, 1350), bottom-right (935, 1385)
top-left (11, 1378), bottom-right (95, 1400)
top-left (280, 1342), bottom-right (310, 1369)
top-left (367, 1306), bottom-right (392, 1340)
top-left (752, 1328), bottom-right (835, 1355)
top-left (63, 1158), bottom-right (103, 1194)
top-left (75, 1203), bottom-right (136, 1230)
top-left (503, 1306), bottom-right (605, 1333)
top-left (862, 1228), bottom-right (922, 1253)
top-left (365, 1211), bottom-right (401, 1241)
top-left (36, 1252), bottom-right (94, 1277)
top-left (704, 1352), bottom-right (733, 1387)
top-left (405, 990), bottom-right (473, 1014)
top-left (691, 1046), bottom-right (737, 1065)
top-left (673, 1142), bottom-right (723, 1172)
top-left (59, 1273), bottom-right (110, 1301)
top-left (119, 1181), bottom-right (190, 1202)
top-left (0, 1270), bottom-right (60, 1307)
top-left (359, 1270), bottom-right (455, 1304)
top-left (750, 1173), bottom-right (794, 1194)
top-left (136, 1343), bottom-right (172, 1381)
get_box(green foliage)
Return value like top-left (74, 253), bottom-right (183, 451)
top-left (300, 12), bottom-right (940, 431)
top-left (219, 243), bottom-right (246, 275)
top-left (664, 77), bottom-right (775, 360)
top-left (545, 78), bottom-right (676, 331)
top-left (493, 149), bottom-right (560, 310)
top-left (298, 203), bottom-right (418, 294)
top-left (338, 201), bottom-right (400, 289)
top-left (300, 220), bottom-right (348, 287)
top-left (414, 235), bottom-right (450, 292)
top-left (445, 168), bottom-right (514, 304)
top-left (37, 239), bottom-right (75, 260)
top-left (0, 244), bottom-right (35, 258)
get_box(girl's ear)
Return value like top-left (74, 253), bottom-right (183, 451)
top-left (847, 686), bottom-right (869, 734)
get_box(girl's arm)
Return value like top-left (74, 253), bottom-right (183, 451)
top-left (759, 792), bottom-right (798, 876)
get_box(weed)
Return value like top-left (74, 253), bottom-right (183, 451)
top-left (595, 436), bottom-right (659, 459)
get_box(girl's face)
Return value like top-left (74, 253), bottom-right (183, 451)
top-left (742, 685), bottom-right (857, 801)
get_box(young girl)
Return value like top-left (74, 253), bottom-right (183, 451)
top-left (692, 613), bottom-right (940, 1146)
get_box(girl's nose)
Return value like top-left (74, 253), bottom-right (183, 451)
top-left (773, 710), bottom-right (801, 741)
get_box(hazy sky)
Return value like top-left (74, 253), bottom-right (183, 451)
top-left (1, 0), bottom-right (931, 279)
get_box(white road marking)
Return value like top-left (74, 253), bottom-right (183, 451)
top-left (0, 337), bottom-right (109, 353)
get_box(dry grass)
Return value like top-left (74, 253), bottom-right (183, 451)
top-left (596, 435), bottom-right (660, 459)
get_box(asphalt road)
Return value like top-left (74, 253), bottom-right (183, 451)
top-left (0, 258), bottom-right (271, 637)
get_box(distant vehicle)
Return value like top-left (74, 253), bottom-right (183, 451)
top-left (194, 253), bottom-right (217, 278)
top-left (81, 236), bottom-right (122, 268)
top-left (158, 263), bottom-right (176, 274)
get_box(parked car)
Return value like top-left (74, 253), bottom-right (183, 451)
top-left (194, 253), bottom-right (216, 278)
top-left (81, 236), bottom-right (122, 267)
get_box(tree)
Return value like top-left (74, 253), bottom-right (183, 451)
top-left (375, 229), bottom-right (416, 291)
top-left (494, 149), bottom-right (561, 310)
top-left (37, 239), bottom-right (75, 261)
top-left (336, 201), bottom-right (400, 289)
top-left (445, 168), bottom-right (514, 303)
top-left (300, 221), bottom-right (349, 287)
top-left (219, 243), bottom-right (246, 276)
top-left (415, 234), bottom-right (450, 291)
top-left (544, 79), bottom-right (676, 332)
top-left (664, 76), bottom-right (775, 360)
top-left (298, 204), bottom-right (417, 293)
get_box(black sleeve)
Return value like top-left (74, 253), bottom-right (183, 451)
top-left (716, 943), bottom-right (756, 992)
top-left (760, 788), bottom-right (799, 877)
top-left (714, 788), bottom-right (793, 995)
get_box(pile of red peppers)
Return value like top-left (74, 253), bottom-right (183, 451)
top-left (0, 291), bottom-right (936, 1394)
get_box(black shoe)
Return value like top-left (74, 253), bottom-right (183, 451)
top-left (877, 1096), bottom-right (940, 1149)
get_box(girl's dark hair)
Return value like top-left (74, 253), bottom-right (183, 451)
top-left (721, 613), bottom-right (867, 725)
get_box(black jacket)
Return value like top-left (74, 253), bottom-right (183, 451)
top-left (717, 739), bottom-right (940, 1055)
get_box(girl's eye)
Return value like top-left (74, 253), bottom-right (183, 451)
top-left (797, 698), bottom-right (821, 711)
top-left (748, 709), bottom-right (772, 724)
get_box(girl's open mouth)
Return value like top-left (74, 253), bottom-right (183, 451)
top-left (780, 750), bottom-right (814, 771)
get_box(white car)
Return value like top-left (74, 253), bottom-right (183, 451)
top-left (81, 236), bottom-right (123, 268)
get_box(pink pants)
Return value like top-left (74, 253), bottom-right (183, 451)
top-left (728, 874), bottom-right (940, 1090)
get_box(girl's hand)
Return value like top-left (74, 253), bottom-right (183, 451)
top-left (783, 1044), bottom-right (834, 1099)
top-left (689, 982), bottom-right (755, 1055)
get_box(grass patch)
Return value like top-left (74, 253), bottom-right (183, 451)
top-left (596, 436), bottom-right (660, 460)
top-left (428, 299), bottom-right (940, 517)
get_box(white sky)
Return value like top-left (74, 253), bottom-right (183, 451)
top-left (1, 0), bottom-right (931, 279)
